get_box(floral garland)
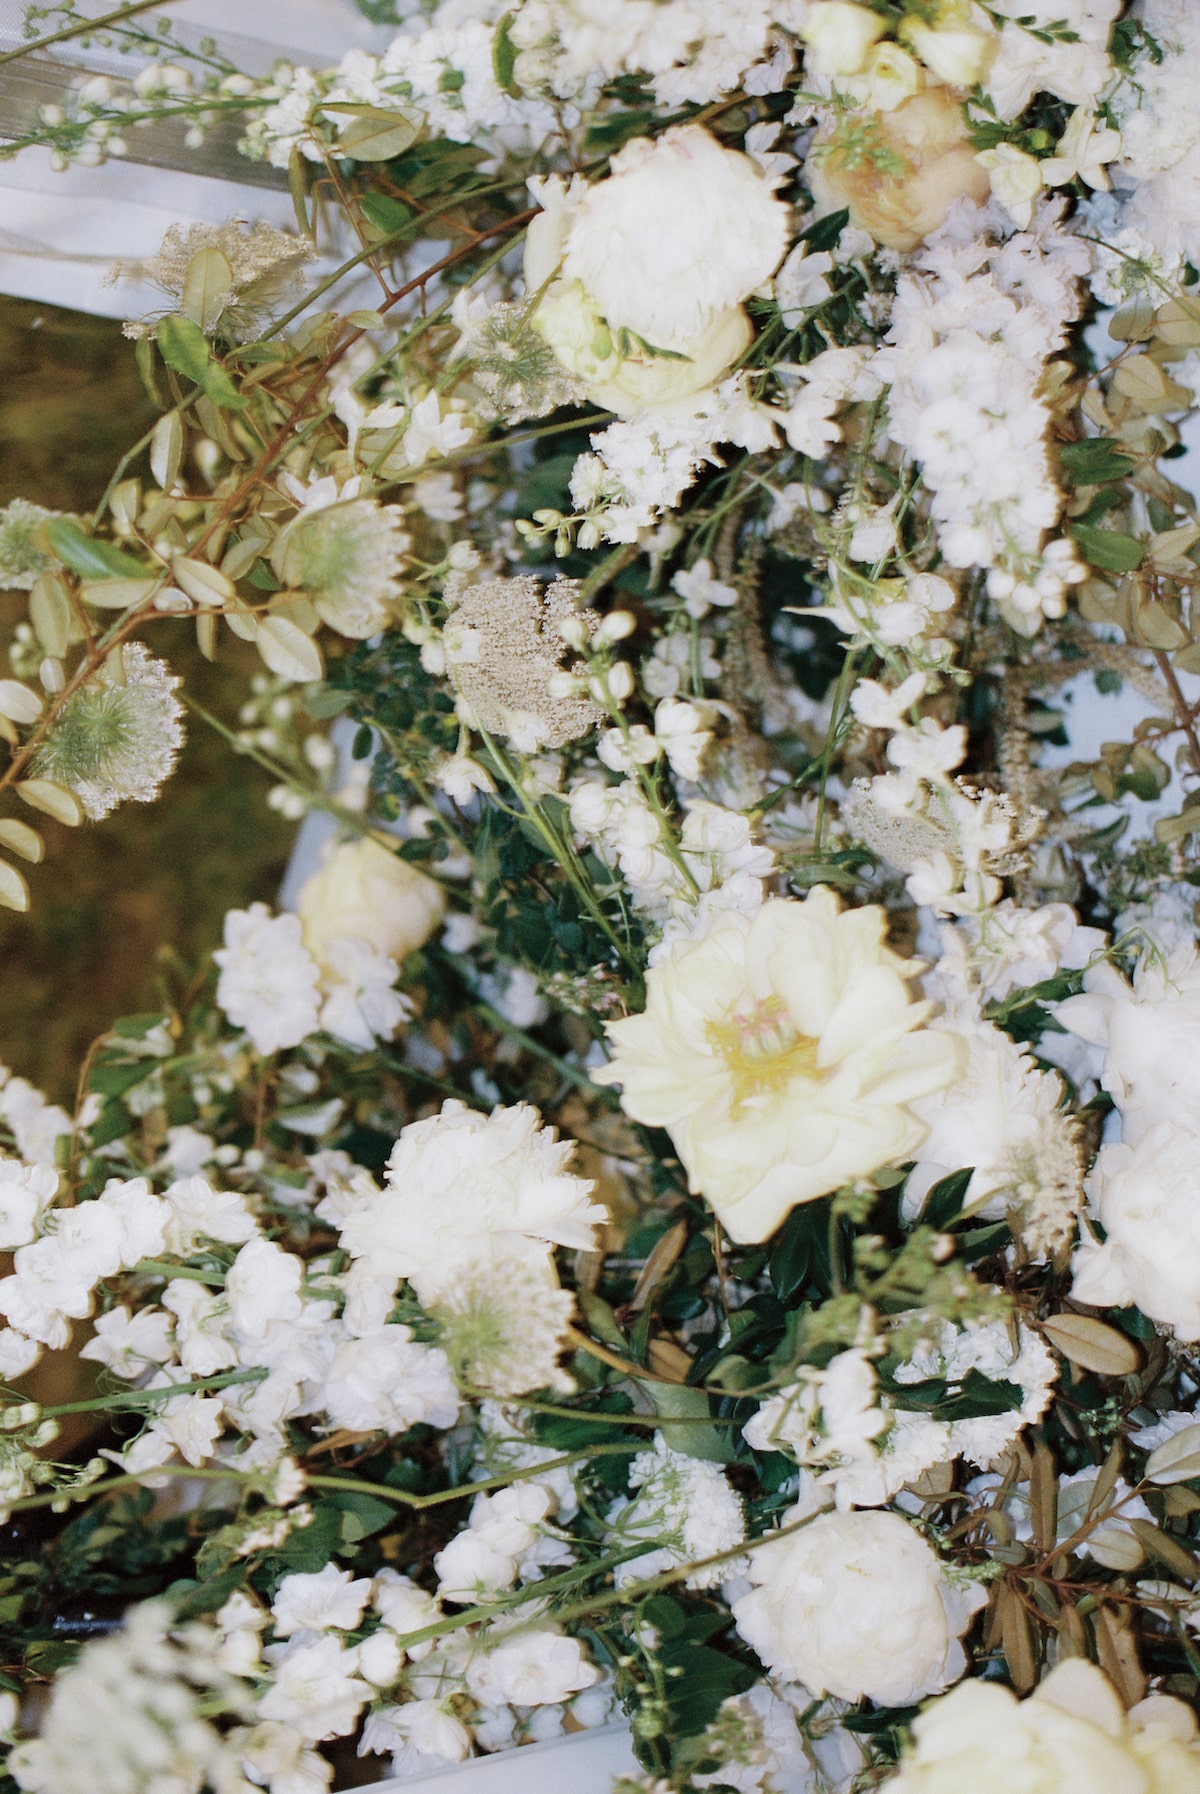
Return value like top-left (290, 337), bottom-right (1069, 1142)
top-left (3, 1), bottom-right (1200, 1791)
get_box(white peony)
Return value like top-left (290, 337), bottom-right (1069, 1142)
top-left (1071, 1122), bottom-right (1200, 1339)
top-left (903, 1005), bottom-right (1082, 1256)
top-left (526, 126), bottom-right (788, 413)
top-left (595, 889), bottom-right (960, 1243)
top-left (732, 1507), bottom-right (986, 1705)
top-left (295, 835), bottom-right (445, 969)
top-left (340, 1101), bottom-right (604, 1300)
top-left (885, 1658), bottom-right (1200, 1794)
top-left (1055, 947), bottom-right (1200, 1142)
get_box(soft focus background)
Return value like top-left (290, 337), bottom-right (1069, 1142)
top-left (0, 296), bottom-right (295, 1100)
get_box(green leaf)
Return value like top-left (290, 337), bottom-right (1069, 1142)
top-left (493, 10), bottom-right (520, 96)
top-left (165, 1564), bottom-right (244, 1618)
top-left (1059, 439), bottom-right (1134, 486)
top-left (181, 247), bottom-right (233, 334)
top-left (324, 1490), bottom-right (396, 1543)
top-left (1069, 523), bottom-right (1145, 573)
top-left (41, 518), bottom-right (148, 581)
top-left (157, 313), bottom-right (212, 385)
top-left (134, 333), bottom-right (164, 406)
top-left (326, 103), bottom-right (423, 163)
top-left (923, 1167), bottom-right (975, 1230)
top-left (360, 191), bottom-right (414, 237)
top-left (86, 1097), bottom-right (132, 1149)
top-left (768, 1200), bottom-right (828, 1301)
top-left (201, 360), bottom-right (248, 412)
top-left (647, 1382), bottom-right (732, 1464)
top-left (802, 207), bottom-right (850, 254)
top-left (661, 1641), bottom-right (756, 1736)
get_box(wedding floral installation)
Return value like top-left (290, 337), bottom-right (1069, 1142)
top-left (4, 0), bottom-right (1200, 1790)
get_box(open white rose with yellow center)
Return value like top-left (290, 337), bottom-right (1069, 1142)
top-left (594, 889), bottom-right (960, 1242)
top-left (525, 124), bottom-right (789, 416)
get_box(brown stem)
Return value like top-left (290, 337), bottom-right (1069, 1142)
top-left (1152, 647), bottom-right (1200, 779)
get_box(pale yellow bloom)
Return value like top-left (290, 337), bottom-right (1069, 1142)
top-left (801, 1), bottom-right (886, 79)
top-left (594, 890), bottom-right (960, 1243)
top-left (887, 1659), bottom-right (1200, 1794)
top-left (810, 90), bottom-right (990, 253)
top-left (977, 142), bottom-right (1043, 229)
top-left (296, 837), bottom-right (445, 971)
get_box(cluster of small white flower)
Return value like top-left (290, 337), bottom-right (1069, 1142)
top-left (214, 836), bottom-right (444, 1054)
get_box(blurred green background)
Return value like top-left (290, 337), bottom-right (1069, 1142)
top-left (0, 297), bottom-right (295, 1102)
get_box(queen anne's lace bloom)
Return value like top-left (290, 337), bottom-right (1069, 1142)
top-left (33, 644), bottom-right (184, 821)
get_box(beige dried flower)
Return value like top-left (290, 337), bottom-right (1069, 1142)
top-left (441, 571), bottom-right (603, 752)
top-left (123, 220), bottom-right (316, 342)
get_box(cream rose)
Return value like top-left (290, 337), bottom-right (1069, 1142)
top-left (885, 1659), bottom-right (1200, 1794)
top-left (732, 1508), bottom-right (986, 1705)
top-left (526, 125), bottom-right (788, 415)
top-left (593, 889), bottom-right (960, 1243)
top-left (295, 837), bottom-right (445, 971)
top-left (809, 88), bottom-right (990, 252)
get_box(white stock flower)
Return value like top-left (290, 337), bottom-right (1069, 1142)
top-left (319, 1325), bottom-right (460, 1433)
top-left (886, 1658), bottom-right (1200, 1794)
top-left (0, 1159), bottom-right (57, 1250)
top-left (224, 1238), bottom-right (303, 1339)
top-left (733, 1508), bottom-right (986, 1705)
top-left (596, 890), bottom-right (960, 1243)
top-left (465, 1631), bottom-right (598, 1708)
top-left (214, 904), bottom-right (322, 1055)
top-left (258, 1635), bottom-right (371, 1741)
top-left (271, 1565), bottom-right (372, 1637)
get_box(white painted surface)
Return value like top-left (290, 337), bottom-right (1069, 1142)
top-left (0, 0), bottom-right (391, 316)
top-left (363, 1725), bottom-right (640, 1794)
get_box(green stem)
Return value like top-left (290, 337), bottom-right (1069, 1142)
top-left (133, 1258), bottom-right (226, 1286)
top-left (38, 1367), bottom-right (264, 1418)
top-left (475, 1001), bottom-right (616, 1103)
top-left (0, 0), bottom-right (174, 66)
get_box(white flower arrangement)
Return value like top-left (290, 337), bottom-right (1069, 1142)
top-left (2, 1), bottom-right (1200, 1790)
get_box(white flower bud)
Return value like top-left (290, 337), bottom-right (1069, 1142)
top-left (802, 1), bottom-right (886, 78)
top-left (607, 661), bottom-right (635, 702)
top-left (556, 614), bottom-right (591, 651)
top-left (596, 610), bottom-right (636, 644)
